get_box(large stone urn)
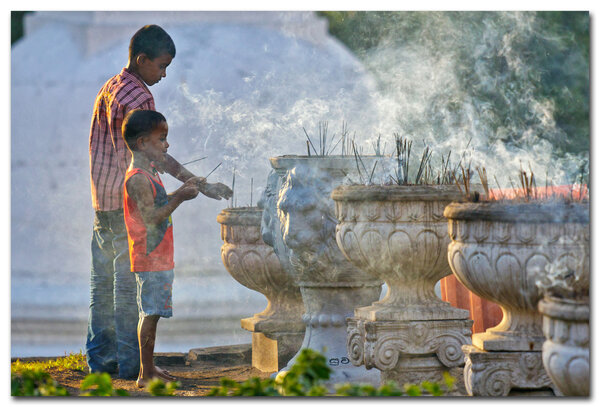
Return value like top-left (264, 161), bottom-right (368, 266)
top-left (217, 206), bottom-right (305, 372)
top-left (535, 230), bottom-right (590, 397)
top-left (273, 155), bottom-right (383, 386)
top-left (332, 184), bottom-right (472, 394)
top-left (444, 202), bottom-right (588, 396)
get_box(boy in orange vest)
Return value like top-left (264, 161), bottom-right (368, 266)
top-left (121, 109), bottom-right (230, 386)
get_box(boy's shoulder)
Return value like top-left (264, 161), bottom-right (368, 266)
top-left (102, 69), bottom-right (154, 108)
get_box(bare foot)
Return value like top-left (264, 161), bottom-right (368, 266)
top-left (136, 367), bottom-right (176, 388)
top-left (155, 366), bottom-right (173, 378)
top-left (155, 366), bottom-right (176, 381)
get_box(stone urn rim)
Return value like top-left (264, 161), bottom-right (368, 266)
top-left (538, 296), bottom-right (590, 321)
top-left (331, 183), bottom-right (464, 202)
top-left (443, 201), bottom-right (589, 223)
top-left (216, 206), bottom-right (263, 226)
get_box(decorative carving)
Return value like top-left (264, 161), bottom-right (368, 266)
top-left (270, 156), bottom-right (383, 387)
top-left (349, 318), bottom-right (472, 371)
top-left (463, 345), bottom-right (557, 396)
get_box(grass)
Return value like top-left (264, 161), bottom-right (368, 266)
top-left (11, 351), bottom-right (88, 374)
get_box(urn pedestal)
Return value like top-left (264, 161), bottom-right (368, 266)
top-left (332, 185), bottom-right (472, 394)
top-left (217, 207), bottom-right (305, 372)
top-left (538, 297), bottom-right (589, 396)
top-left (273, 156), bottom-right (383, 387)
top-left (535, 231), bottom-right (590, 397)
top-left (445, 202), bottom-right (588, 396)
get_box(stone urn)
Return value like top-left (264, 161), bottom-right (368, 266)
top-left (273, 155), bottom-right (383, 386)
top-left (444, 202), bottom-right (588, 396)
top-left (536, 233), bottom-right (590, 397)
top-left (217, 206), bottom-right (305, 372)
top-left (332, 184), bottom-right (472, 393)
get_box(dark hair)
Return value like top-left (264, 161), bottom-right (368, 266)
top-left (129, 24), bottom-right (176, 61)
top-left (122, 109), bottom-right (167, 151)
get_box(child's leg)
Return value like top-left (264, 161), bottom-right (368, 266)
top-left (136, 314), bottom-right (175, 387)
top-left (137, 314), bottom-right (157, 385)
top-left (134, 270), bottom-right (176, 387)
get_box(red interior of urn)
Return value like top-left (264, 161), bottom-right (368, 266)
top-left (440, 275), bottom-right (503, 334)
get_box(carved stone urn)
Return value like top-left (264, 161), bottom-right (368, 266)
top-left (273, 155), bottom-right (383, 386)
top-left (536, 231), bottom-right (590, 397)
top-left (217, 206), bottom-right (305, 372)
top-left (332, 184), bottom-right (472, 393)
top-left (444, 202), bottom-right (589, 396)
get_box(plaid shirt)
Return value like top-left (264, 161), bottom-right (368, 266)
top-left (89, 68), bottom-right (155, 211)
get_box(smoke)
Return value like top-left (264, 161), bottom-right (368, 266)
top-left (354, 11), bottom-right (589, 186)
top-left (159, 12), bottom-right (588, 197)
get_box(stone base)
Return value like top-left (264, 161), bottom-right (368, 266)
top-left (278, 322), bottom-right (381, 388)
top-left (248, 331), bottom-right (305, 373)
top-left (472, 330), bottom-right (546, 352)
top-left (348, 317), bottom-right (473, 370)
top-left (347, 317), bottom-right (472, 395)
top-left (462, 344), bottom-right (559, 396)
top-left (380, 355), bottom-right (468, 396)
top-left (251, 332), bottom-right (278, 372)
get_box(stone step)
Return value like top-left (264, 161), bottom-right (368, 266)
top-left (187, 343), bottom-right (252, 367)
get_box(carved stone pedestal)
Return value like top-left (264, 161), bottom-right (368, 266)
top-left (273, 156), bottom-right (383, 387)
top-left (218, 207), bottom-right (305, 372)
top-left (463, 345), bottom-right (558, 396)
top-left (538, 297), bottom-right (589, 396)
top-left (332, 184), bottom-right (471, 392)
top-left (347, 318), bottom-right (471, 395)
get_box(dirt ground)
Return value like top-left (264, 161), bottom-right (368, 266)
top-left (16, 344), bottom-right (275, 397)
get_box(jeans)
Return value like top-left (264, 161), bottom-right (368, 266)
top-left (86, 210), bottom-right (139, 379)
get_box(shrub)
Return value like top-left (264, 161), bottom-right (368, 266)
top-left (11, 368), bottom-right (69, 396)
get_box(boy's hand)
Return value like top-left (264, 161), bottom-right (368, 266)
top-left (188, 176), bottom-right (207, 187)
top-left (202, 182), bottom-right (233, 200)
top-left (176, 178), bottom-right (202, 201)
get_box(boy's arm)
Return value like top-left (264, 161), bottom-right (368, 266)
top-left (126, 173), bottom-right (201, 227)
top-left (160, 154), bottom-right (233, 201)
top-left (162, 153), bottom-right (198, 183)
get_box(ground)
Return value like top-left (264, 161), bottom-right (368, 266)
top-left (14, 343), bottom-right (274, 397)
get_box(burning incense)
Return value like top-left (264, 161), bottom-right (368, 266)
top-left (230, 167), bottom-right (236, 208)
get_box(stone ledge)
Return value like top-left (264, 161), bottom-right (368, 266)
top-left (187, 343), bottom-right (252, 367)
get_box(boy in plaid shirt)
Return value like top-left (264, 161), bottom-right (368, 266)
top-left (87, 24), bottom-right (231, 379)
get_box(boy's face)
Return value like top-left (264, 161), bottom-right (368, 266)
top-left (140, 121), bottom-right (169, 165)
top-left (136, 52), bottom-right (173, 86)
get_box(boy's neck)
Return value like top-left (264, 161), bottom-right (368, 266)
top-left (125, 60), bottom-right (141, 77)
top-left (130, 151), bottom-right (155, 175)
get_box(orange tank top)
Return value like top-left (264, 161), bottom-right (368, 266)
top-left (123, 167), bottom-right (174, 272)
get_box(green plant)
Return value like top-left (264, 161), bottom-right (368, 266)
top-left (147, 378), bottom-right (181, 396)
top-left (207, 348), bottom-right (455, 397)
top-left (80, 373), bottom-right (129, 397)
top-left (275, 348), bottom-right (331, 396)
top-left (11, 368), bottom-right (69, 396)
top-left (207, 348), bottom-right (331, 396)
top-left (335, 372), bottom-right (455, 396)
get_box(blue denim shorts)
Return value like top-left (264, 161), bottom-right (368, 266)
top-left (134, 270), bottom-right (174, 318)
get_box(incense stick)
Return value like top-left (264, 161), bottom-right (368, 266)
top-left (182, 156), bottom-right (208, 165)
top-left (204, 162), bottom-right (222, 178)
